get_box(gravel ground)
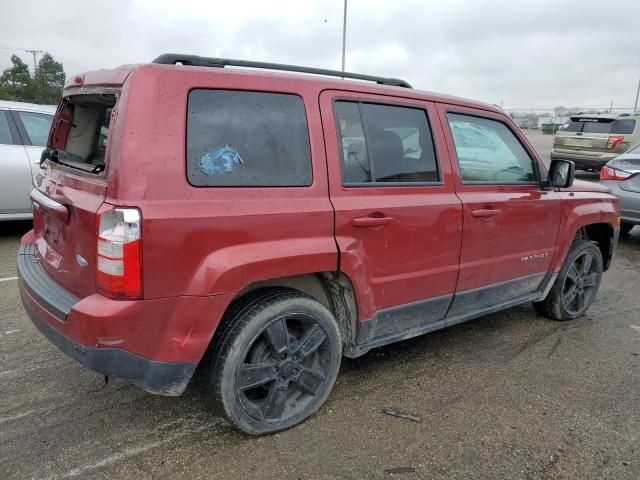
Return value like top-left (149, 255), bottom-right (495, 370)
top-left (1, 132), bottom-right (638, 479)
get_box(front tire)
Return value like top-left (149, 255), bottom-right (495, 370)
top-left (208, 288), bottom-right (342, 435)
top-left (532, 239), bottom-right (603, 320)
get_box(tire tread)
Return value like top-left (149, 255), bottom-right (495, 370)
top-left (207, 288), bottom-right (340, 433)
top-left (533, 239), bottom-right (603, 321)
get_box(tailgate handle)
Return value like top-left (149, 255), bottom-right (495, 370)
top-left (471, 208), bottom-right (500, 218)
top-left (30, 188), bottom-right (69, 224)
top-left (352, 215), bottom-right (393, 228)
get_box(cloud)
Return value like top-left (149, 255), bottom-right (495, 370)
top-left (1, 0), bottom-right (639, 110)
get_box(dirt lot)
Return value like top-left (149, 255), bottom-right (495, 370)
top-left (1, 133), bottom-right (639, 479)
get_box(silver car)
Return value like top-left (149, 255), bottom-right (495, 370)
top-left (0, 101), bottom-right (56, 221)
top-left (600, 143), bottom-right (640, 234)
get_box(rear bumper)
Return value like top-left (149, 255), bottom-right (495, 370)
top-left (550, 152), bottom-right (613, 171)
top-left (22, 291), bottom-right (196, 395)
top-left (600, 181), bottom-right (640, 224)
top-left (18, 242), bottom-right (233, 395)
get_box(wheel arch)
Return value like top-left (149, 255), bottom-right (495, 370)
top-left (578, 223), bottom-right (616, 271)
top-left (552, 205), bottom-right (618, 273)
top-left (206, 272), bottom-right (360, 361)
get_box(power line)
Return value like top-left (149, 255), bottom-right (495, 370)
top-left (0, 46), bottom-right (91, 74)
top-left (0, 46), bottom-right (42, 72)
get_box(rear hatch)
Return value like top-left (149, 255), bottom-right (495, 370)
top-left (32, 89), bottom-right (119, 298)
top-left (554, 116), bottom-right (636, 155)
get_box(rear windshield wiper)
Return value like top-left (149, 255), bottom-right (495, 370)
top-left (40, 148), bottom-right (105, 174)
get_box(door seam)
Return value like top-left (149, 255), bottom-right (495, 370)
top-left (434, 104), bottom-right (465, 318)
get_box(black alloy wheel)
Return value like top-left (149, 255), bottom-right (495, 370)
top-left (561, 249), bottom-right (600, 316)
top-left (209, 289), bottom-right (342, 435)
top-left (532, 239), bottom-right (603, 320)
top-left (237, 313), bottom-right (333, 424)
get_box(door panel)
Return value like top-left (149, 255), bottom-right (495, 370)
top-left (24, 146), bottom-right (46, 176)
top-left (0, 111), bottom-right (32, 214)
top-left (0, 145), bottom-right (32, 213)
top-left (453, 188), bottom-right (561, 289)
top-left (437, 104), bottom-right (562, 314)
top-left (320, 91), bottom-right (463, 326)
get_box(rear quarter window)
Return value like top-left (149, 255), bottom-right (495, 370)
top-left (612, 119), bottom-right (636, 135)
top-left (186, 90), bottom-right (312, 187)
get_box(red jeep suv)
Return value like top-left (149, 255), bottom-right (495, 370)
top-left (18, 54), bottom-right (620, 434)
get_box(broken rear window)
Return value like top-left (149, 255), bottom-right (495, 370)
top-left (186, 90), bottom-right (312, 187)
top-left (46, 93), bottom-right (116, 173)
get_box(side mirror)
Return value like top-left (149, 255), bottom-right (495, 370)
top-left (548, 159), bottom-right (575, 188)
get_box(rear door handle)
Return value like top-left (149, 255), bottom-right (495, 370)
top-left (470, 209), bottom-right (500, 218)
top-left (352, 215), bottom-right (394, 228)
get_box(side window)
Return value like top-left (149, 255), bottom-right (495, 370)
top-left (187, 90), bottom-right (312, 187)
top-left (447, 113), bottom-right (536, 183)
top-left (334, 100), bottom-right (439, 184)
top-left (16, 111), bottom-right (53, 147)
top-left (612, 119), bottom-right (636, 135)
top-left (0, 111), bottom-right (13, 145)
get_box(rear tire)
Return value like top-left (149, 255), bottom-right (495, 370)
top-left (532, 239), bottom-right (603, 321)
top-left (208, 288), bottom-right (342, 435)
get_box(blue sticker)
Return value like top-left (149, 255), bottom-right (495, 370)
top-left (198, 145), bottom-right (244, 175)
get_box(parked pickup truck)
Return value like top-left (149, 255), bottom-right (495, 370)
top-left (18, 55), bottom-right (620, 435)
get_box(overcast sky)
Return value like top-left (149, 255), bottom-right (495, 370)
top-left (1, 0), bottom-right (639, 111)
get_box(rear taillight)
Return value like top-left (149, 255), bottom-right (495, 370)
top-left (606, 135), bottom-right (624, 150)
top-left (600, 165), bottom-right (631, 181)
top-left (96, 208), bottom-right (142, 300)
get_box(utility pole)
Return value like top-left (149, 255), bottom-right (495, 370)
top-left (0, 46), bottom-right (42, 73)
top-left (341, 0), bottom-right (348, 72)
top-left (25, 49), bottom-right (42, 74)
top-left (634, 78), bottom-right (640, 113)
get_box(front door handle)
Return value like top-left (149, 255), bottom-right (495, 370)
top-left (352, 215), bottom-right (394, 228)
top-left (470, 209), bottom-right (500, 218)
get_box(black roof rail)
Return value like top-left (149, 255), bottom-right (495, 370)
top-left (152, 53), bottom-right (412, 88)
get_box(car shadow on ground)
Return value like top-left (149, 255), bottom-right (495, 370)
top-left (619, 226), bottom-right (640, 251)
top-left (160, 305), bottom-right (546, 444)
top-left (0, 220), bottom-right (31, 238)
